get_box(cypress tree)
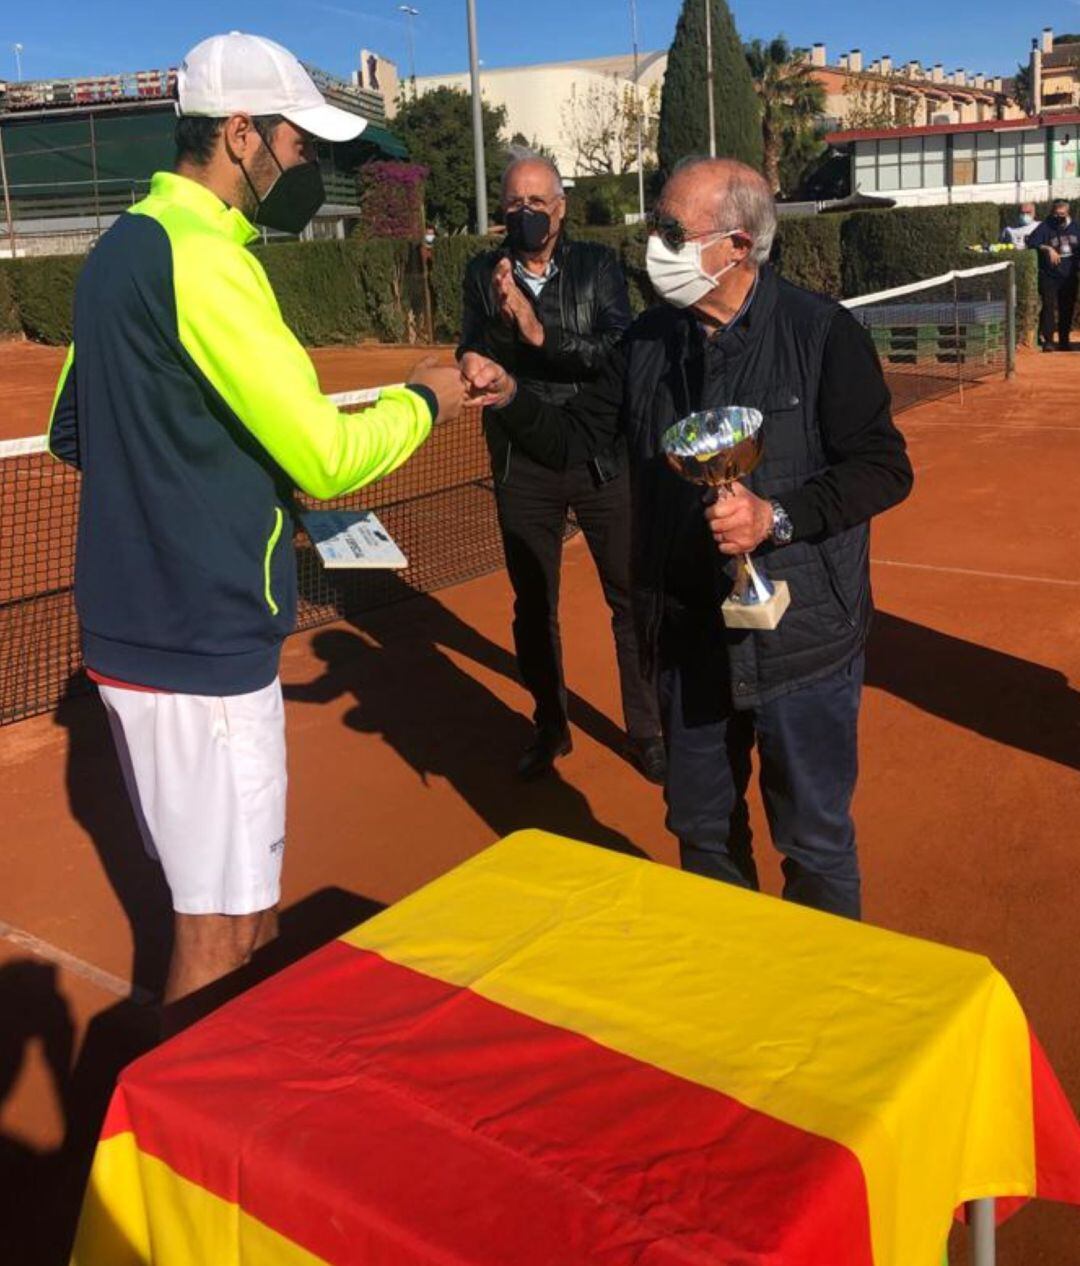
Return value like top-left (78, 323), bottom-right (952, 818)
top-left (658, 0), bottom-right (763, 176)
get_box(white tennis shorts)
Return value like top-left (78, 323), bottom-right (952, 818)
top-left (99, 678), bottom-right (287, 916)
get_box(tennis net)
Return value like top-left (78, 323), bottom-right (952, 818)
top-left (0, 390), bottom-right (503, 725)
top-left (842, 261), bottom-right (1015, 414)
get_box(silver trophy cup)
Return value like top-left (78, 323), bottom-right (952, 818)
top-left (661, 406), bottom-right (790, 631)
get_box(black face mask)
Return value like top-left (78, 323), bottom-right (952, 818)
top-left (505, 207), bottom-right (551, 253)
top-left (244, 146), bottom-right (325, 235)
top-left (1055, 213), bottom-right (1070, 226)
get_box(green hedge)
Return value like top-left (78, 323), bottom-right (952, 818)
top-left (0, 263), bottom-right (19, 337)
top-left (254, 238), bottom-right (411, 344)
top-left (428, 232), bottom-right (499, 342)
top-left (955, 247), bottom-right (1039, 346)
top-left (0, 201), bottom-right (1038, 348)
top-left (4, 255), bottom-right (84, 344)
top-left (565, 174), bottom-right (643, 229)
top-left (840, 204), bottom-right (1001, 297)
top-left (772, 214), bottom-right (845, 297)
top-left (1015, 247), bottom-right (1039, 343)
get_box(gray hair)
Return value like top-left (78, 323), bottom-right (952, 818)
top-left (671, 156), bottom-right (777, 265)
top-left (501, 153), bottom-right (564, 200)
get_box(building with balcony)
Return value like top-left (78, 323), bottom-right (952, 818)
top-left (806, 42), bottom-right (1024, 132)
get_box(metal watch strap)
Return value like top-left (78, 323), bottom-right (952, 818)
top-left (769, 499), bottom-right (794, 545)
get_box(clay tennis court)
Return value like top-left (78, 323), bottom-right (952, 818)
top-left (1, 340), bottom-right (1078, 1264)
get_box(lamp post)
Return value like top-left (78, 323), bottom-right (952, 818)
top-left (466, 0), bottom-right (488, 233)
top-left (629, 0), bottom-right (645, 219)
top-left (397, 6), bottom-right (419, 95)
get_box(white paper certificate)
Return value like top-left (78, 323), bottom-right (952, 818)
top-left (301, 510), bottom-right (408, 570)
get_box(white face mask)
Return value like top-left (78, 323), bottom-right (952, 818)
top-left (424, 232), bottom-right (436, 244)
top-left (646, 229), bottom-right (747, 309)
top-left (1020, 213), bottom-right (1035, 226)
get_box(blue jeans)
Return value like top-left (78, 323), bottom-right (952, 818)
top-left (659, 652), bottom-right (865, 919)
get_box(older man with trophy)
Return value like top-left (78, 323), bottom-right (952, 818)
top-left (462, 158), bottom-right (913, 919)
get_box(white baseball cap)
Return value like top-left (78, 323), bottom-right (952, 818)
top-left (177, 32), bottom-right (368, 143)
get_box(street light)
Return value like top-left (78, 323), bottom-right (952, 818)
top-left (466, 0), bottom-right (487, 232)
top-left (397, 5), bottom-right (419, 93)
top-left (13, 43), bottom-right (24, 82)
top-left (703, 0), bottom-right (716, 157)
top-left (628, 0), bottom-right (645, 219)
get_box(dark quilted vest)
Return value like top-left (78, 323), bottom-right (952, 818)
top-left (623, 266), bottom-right (870, 710)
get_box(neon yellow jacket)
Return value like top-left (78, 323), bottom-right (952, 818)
top-left (48, 171), bottom-right (433, 692)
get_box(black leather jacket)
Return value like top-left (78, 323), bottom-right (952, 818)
top-left (458, 234), bottom-right (631, 476)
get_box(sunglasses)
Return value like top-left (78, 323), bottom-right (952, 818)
top-left (647, 211), bottom-right (744, 252)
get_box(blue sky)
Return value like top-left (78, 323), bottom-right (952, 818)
top-left (4, 2), bottom-right (1069, 85)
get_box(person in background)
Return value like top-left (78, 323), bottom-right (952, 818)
top-left (999, 202), bottom-right (1038, 249)
top-left (458, 156), bottom-right (665, 783)
top-left (1028, 199), bottom-right (1080, 352)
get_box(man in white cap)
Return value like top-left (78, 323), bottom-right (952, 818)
top-left (47, 33), bottom-right (463, 1008)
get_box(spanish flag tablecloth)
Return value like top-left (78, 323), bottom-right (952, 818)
top-left (72, 831), bottom-right (1080, 1266)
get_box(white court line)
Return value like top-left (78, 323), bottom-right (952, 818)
top-left (872, 558), bottom-right (1080, 588)
top-left (0, 917), bottom-right (153, 1004)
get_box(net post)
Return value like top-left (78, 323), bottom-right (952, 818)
top-left (953, 274), bottom-right (964, 405)
top-left (1005, 261), bottom-right (1017, 379)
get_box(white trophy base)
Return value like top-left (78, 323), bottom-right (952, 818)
top-left (721, 579), bottom-right (791, 631)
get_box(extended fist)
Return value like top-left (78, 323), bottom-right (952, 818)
top-left (459, 352), bottom-right (517, 409)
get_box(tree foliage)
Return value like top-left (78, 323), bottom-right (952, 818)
top-left (658, 0), bottom-right (762, 174)
top-left (744, 37), bottom-right (826, 195)
top-left (841, 74), bottom-right (918, 131)
top-left (393, 86), bottom-right (507, 231)
top-left (560, 78), bottom-right (659, 177)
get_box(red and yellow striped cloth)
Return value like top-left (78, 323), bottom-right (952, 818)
top-left (72, 831), bottom-right (1080, 1266)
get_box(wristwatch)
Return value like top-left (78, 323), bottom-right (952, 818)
top-left (769, 499), bottom-right (795, 546)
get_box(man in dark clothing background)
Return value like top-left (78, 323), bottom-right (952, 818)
top-left (1028, 199), bottom-right (1080, 351)
top-left (462, 158), bottom-right (914, 919)
top-left (459, 156), bottom-right (664, 782)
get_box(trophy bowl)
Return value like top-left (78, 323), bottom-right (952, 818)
top-left (660, 407), bottom-right (790, 631)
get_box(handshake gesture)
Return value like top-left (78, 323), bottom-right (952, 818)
top-left (406, 353), bottom-right (517, 424)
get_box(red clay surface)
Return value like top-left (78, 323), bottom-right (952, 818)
top-left (1, 342), bottom-right (1079, 1264)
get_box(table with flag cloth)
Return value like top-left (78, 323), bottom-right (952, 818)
top-left (71, 830), bottom-right (1080, 1266)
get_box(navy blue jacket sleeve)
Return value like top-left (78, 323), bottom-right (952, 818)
top-left (1026, 222), bottom-right (1049, 251)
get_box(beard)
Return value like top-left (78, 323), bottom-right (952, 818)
top-left (237, 146), bottom-right (280, 220)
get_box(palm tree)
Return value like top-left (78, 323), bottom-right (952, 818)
top-left (744, 37), bottom-right (827, 195)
